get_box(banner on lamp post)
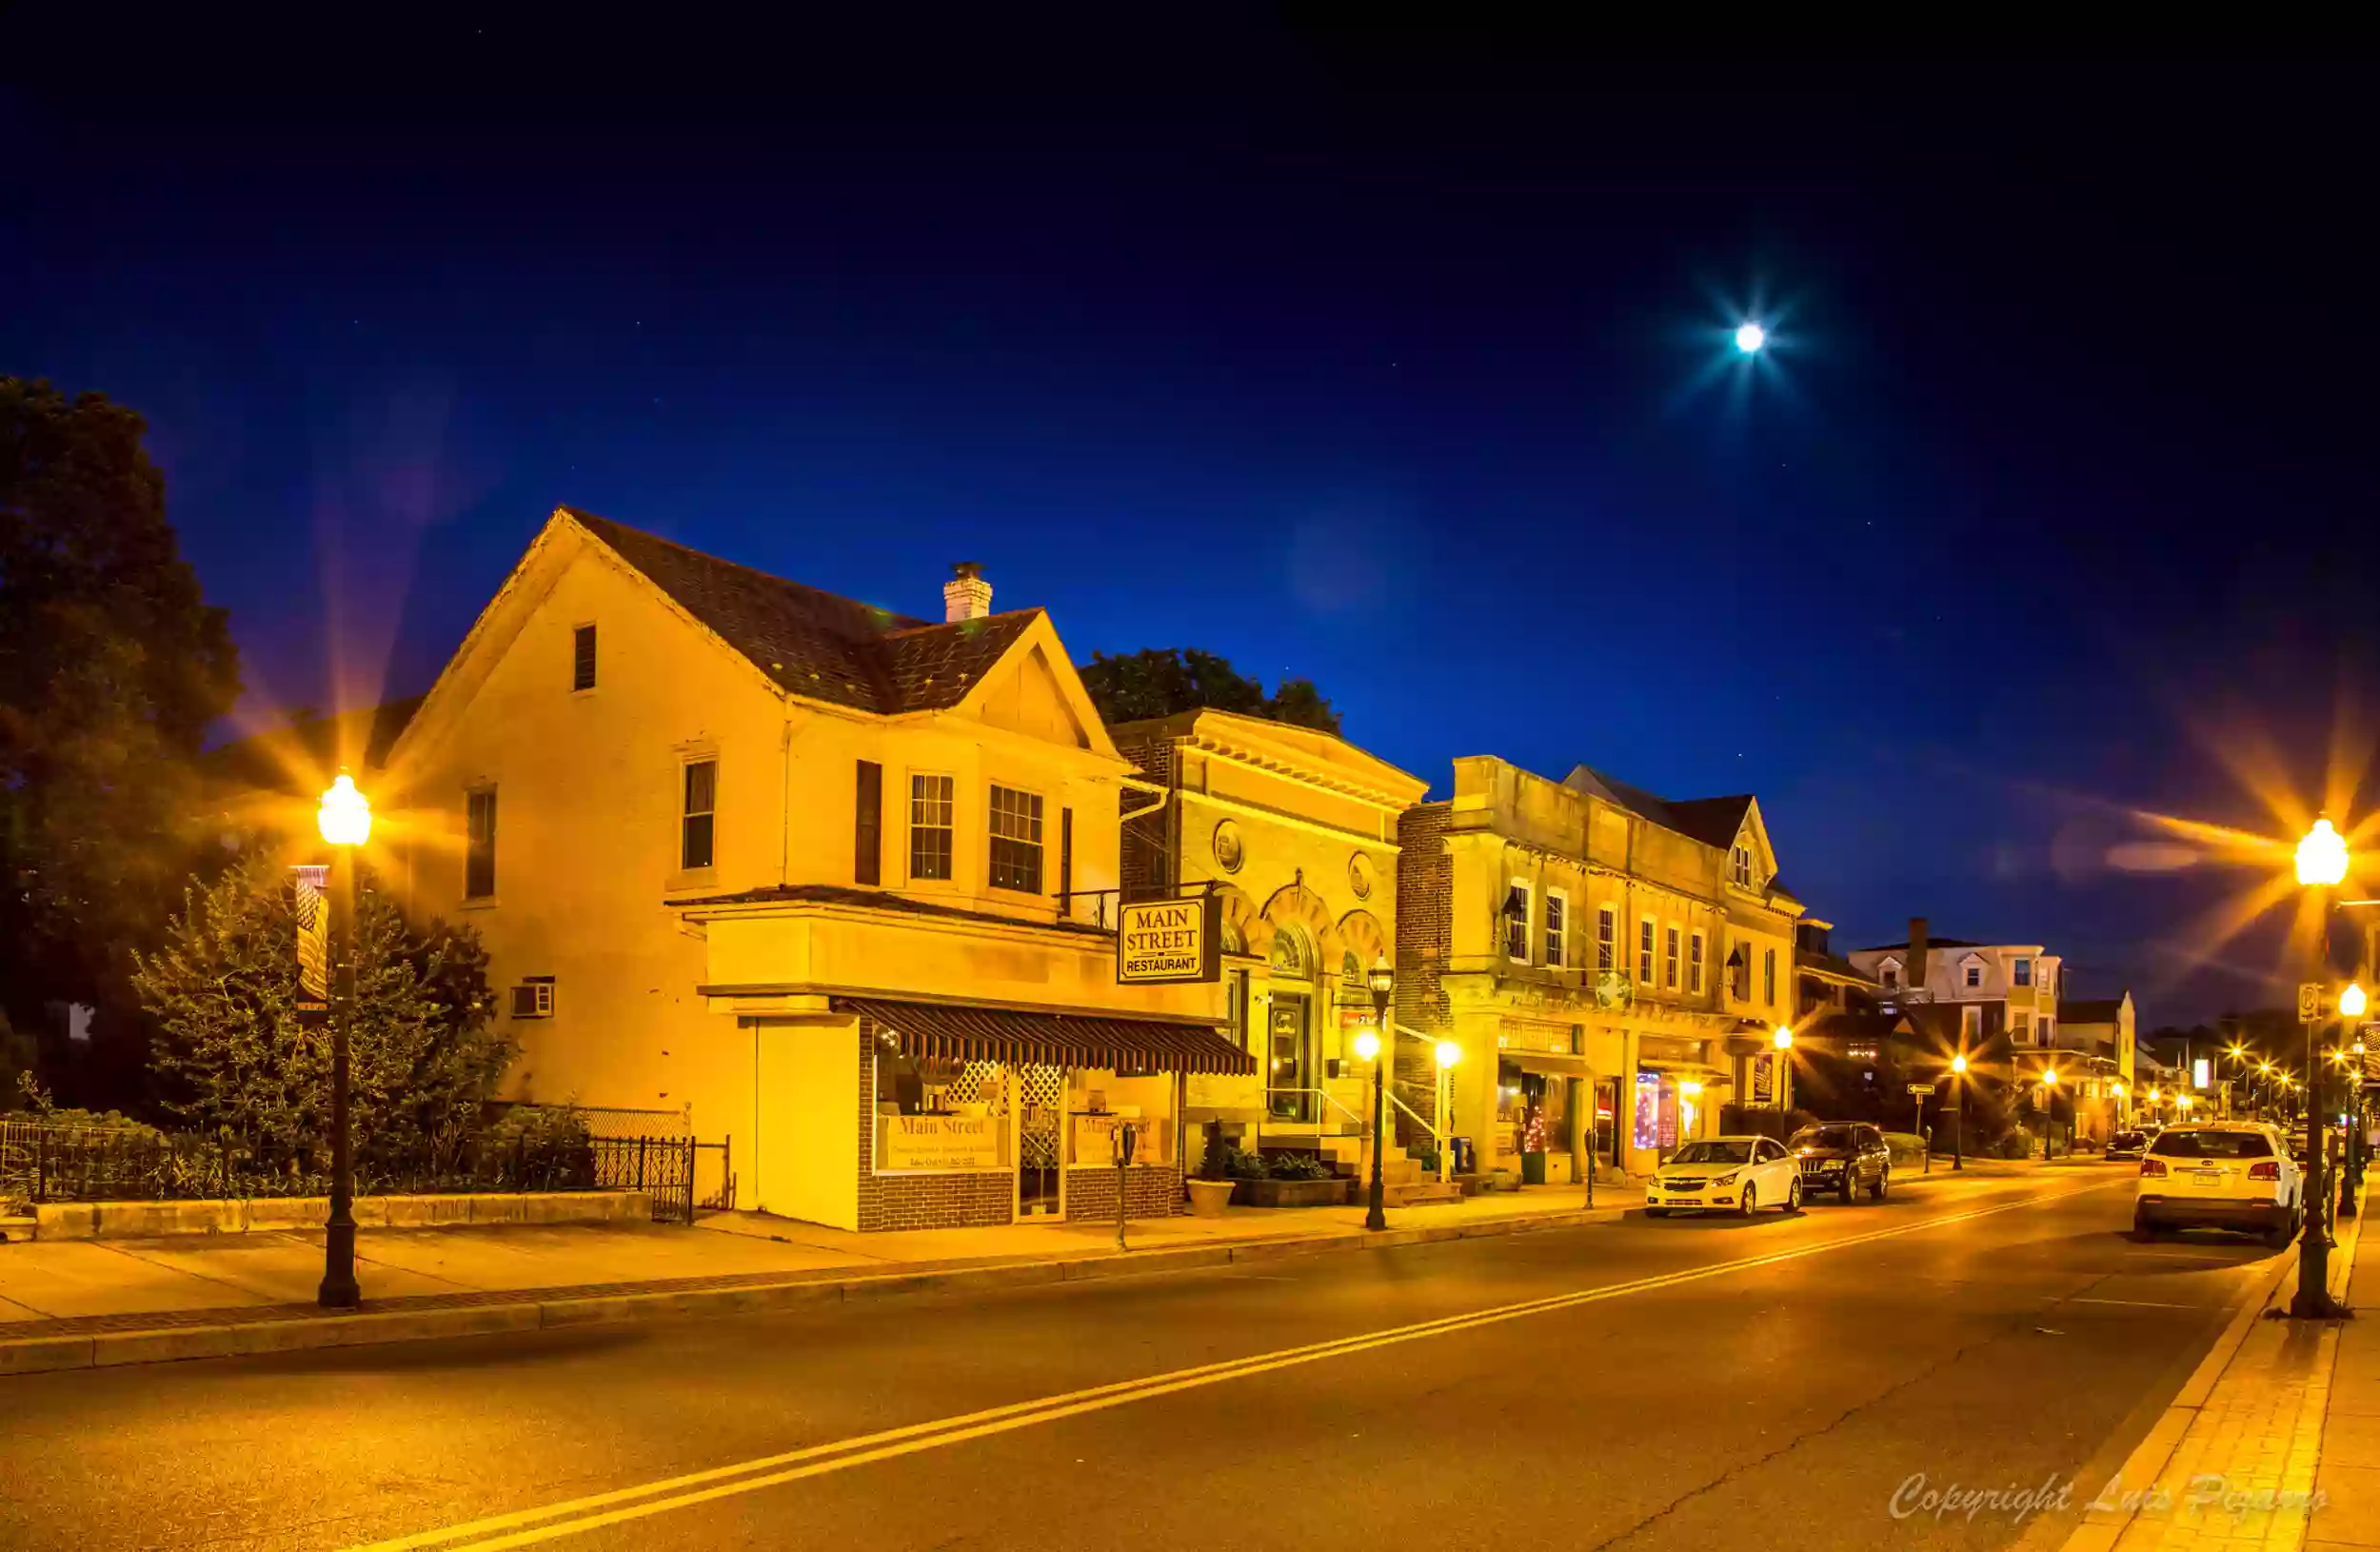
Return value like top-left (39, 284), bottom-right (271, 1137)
top-left (292, 865), bottom-right (329, 1025)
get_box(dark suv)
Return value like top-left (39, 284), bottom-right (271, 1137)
top-left (1788, 1123), bottom-right (1892, 1204)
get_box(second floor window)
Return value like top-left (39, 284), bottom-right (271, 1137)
top-left (1597, 906), bottom-right (1616, 972)
top-left (1543, 894), bottom-right (1565, 967)
top-left (1638, 917), bottom-right (1656, 983)
top-left (2013, 957), bottom-right (2033, 986)
top-left (1503, 884), bottom-right (1530, 962)
top-left (988, 784), bottom-right (1043, 893)
top-left (681, 760), bottom-right (717, 870)
top-left (465, 788), bottom-right (496, 899)
top-left (1689, 931), bottom-right (1705, 994)
top-left (910, 774), bottom-right (954, 881)
top-left (1664, 925), bottom-right (1680, 988)
top-left (1763, 947), bottom-right (1777, 1006)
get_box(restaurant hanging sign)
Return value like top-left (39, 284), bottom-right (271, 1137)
top-left (1116, 892), bottom-right (1222, 985)
top-left (880, 1114), bottom-right (1007, 1172)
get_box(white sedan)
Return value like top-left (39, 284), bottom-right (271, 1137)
top-left (1645, 1135), bottom-right (1804, 1217)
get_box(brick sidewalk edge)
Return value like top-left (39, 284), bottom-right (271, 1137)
top-left (0, 1203), bottom-right (1642, 1377)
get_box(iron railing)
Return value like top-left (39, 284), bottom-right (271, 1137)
top-left (0, 1119), bottom-right (704, 1224)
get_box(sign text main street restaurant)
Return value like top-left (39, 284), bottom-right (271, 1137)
top-left (1118, 891), bottom-right (1223, 985)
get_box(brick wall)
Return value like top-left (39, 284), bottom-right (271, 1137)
top-left (1064, 1163), bottom-right (1183, 1223)
top-left (1393, 801), bottom-right (1454, 1141)
top-left (1112, 729), bottom-right (1178, 901)
top-left (852, 1018), bottom-right (1014, 1232)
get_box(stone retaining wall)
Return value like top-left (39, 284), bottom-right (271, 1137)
top-left (31, 1190), bottom-right (652, 1241)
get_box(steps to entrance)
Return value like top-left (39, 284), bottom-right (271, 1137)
top-left (1384, 1181), bottom-right (1465, 1208)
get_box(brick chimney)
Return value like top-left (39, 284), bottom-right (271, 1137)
top-left (1908, 916), bottom-right (1930, 992)
top-left (942, 562), bottom-right (992, 623)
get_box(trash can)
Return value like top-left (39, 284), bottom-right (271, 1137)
top-left (1451, 1136), bottom-right (1476, 1175)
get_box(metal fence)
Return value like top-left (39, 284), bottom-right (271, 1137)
top-left (1, 1119), bottom-right (704, 1224)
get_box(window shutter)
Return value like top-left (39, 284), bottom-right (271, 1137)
top-left (854, 760), bottom-right (883, 885)
top-left (1060, 806), bottom-right (1074, 913)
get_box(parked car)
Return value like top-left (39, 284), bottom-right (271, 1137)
top-left (2134, 1122), bottom-right (2302, 1246)
top-left (1646, 1136), bottom-right (1803, 1217)
top-left (1787, 1122), bottom-right (1892, 1204)
top-left (2106, 1130), bottom-right (2150, 1162)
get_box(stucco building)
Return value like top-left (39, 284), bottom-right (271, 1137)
top-left (1850, 922), bottom-right (2063, 1050)
top-left (1108, 709), bottom-right (1429, 1179)
top-left (378, 507), bottom-right (1254, 1231)
top-left (1395, 757), bottom-right (1804, 1183)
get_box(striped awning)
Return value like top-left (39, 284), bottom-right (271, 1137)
top-left (837, 998), bottom-right (1257, 1077)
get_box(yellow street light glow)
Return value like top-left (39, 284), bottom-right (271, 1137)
top-left (2149, 1085), bottom-right (2161, 1100)
top-left (1773, 1025), bottom-right (1795, 1050)
top-left (1679, 1081), bottom-right (1703, 1098)
top-left (2344, 982), bottom-right (2369, 1019)
top-left (2177, 1093), bottom-right (2195, 1110)
top-left (2040, 1067), bottom-right (2059, 1086)
top-left (2112, 1082), bottom-right (2127, 1099)
top-left (1353, 1029), bottom-right (1381, 1063)
top-left (2298, 818), bottom-right (2350, 886)
top-left (1951, 1053), bottom-right (1969, 1074)
top-left (1435, 1040), bottom-right (1461, 1069)
top-left (317, 772), bottom-right (371, 847)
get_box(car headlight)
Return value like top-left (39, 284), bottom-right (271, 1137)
top-left (1713, 1171), bottom-right (1739, 1186)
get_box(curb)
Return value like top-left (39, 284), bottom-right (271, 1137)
top-left (0, 1205), bottom-right (1625, 1377)
top-left (2055, 1182), bottom-right (2364, 1552)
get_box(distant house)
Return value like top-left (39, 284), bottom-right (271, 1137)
top-left (1848, 918), bottom-right (2063, 1052)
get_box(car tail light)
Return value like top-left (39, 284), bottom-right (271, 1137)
top-left (2139, 1159), bottom-right (2168, 1178)
top-left (2250, 1161), bottom-right (2281, 1181)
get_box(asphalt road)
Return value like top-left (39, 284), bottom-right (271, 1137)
top-left (0, 1165), bottom-right (2278, 1552)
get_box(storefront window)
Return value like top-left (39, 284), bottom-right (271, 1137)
top-left (1632, 1071), bottom-right (1661, 1150)
top-left (875, 1050), bottom-right (1012, 1172)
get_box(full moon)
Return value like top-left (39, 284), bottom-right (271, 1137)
top-left (1734, 322), bottom-right (1767, 354)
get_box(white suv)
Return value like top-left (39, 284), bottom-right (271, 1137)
top-left (2133, 1122), bottom-right (2302, 1246)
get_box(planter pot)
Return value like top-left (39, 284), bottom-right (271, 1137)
top-left (1520, 1150), bottom-right (1548, 1186)
top-left (1185, 1178), bottom-right (1236, 1218)
top-left (1232, 1176), bottom-right (1349, 1208)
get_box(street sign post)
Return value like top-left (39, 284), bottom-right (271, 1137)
top-left (1907, 1083), bottom-right (1934, 1163)
top-left (2302, 983), bottom-right (2325, 1023)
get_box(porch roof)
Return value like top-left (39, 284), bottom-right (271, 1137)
top-left (840, 996), bottom-right (1257, 1077)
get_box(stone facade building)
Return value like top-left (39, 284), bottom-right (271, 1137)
top-left (1396, 756), bottom-right (1804, 1183)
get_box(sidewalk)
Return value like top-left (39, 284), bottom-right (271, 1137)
top-left (0, 1179), bottom-right (1648, 1375)
top-left (2063, 1186), bottom-right (2371, 1552)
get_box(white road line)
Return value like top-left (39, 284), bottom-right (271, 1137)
top-left (2066, 1296), bottom-right (2210, 1309)
top-left (347, 1179), bottom-right (2119, 1552)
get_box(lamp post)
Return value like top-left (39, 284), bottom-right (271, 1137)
top-left (1359, 957), bottom-right (1393, 1232)
top-left (2039, 1067), bottom-right (2060, 1161)
top-left (2292, 819), bottom-right (2350, 1320)
top-left (1773, 1025), bottom-right (1795, 1116)
top-left (2336, 985), bottom-right (2366, 1222)
top-left (1949, 1052), bottom-right (1968, 1171)
top-left (315, 771), bottom-right (371, 1310)
top-left (1434, 1040), bottom-right (1460, 1184)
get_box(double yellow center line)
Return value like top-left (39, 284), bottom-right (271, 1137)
top-left (351, 1180), bottom-right (2114, 1552)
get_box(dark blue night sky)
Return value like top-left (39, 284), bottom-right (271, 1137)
top-left (4, 23), bottom-right (2371, 1024)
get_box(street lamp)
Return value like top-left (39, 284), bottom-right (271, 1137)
top-left (1949, 1052), bottom-right (1969, 1171)
top-left (1735, 322), bottom-right (1768, 354)
top-left (2040, 1067), bottom-right (2060, 1161)
top-left (1434, 1040), bottom-right (1460, 1184)
top-left (315, 770), bottom-right (370, 1310)
top-left (1773, 1025), bottom-right (1795, 1114)
top-left (1360, 957), bottom-right (1394, 1232)
top-left (2293, 819), bottom-right (2351, 1319)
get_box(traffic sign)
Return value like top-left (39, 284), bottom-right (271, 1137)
top-left (1907, 1083), bottom-right (1935, 1095)
top-left (2301, 983), bottom-right (2324, 1022)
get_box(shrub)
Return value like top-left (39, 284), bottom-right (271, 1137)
top-left (1266, 1151), bottom-right (1335, 1182)
top-left (1223, 1145), bottom-right (1270, 1180)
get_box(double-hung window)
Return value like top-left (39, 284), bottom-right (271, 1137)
top-left (681, 761), bottom-right (717, 870)
top-left (909, 775), bottom-right (955, 881)
top-left (988, 784), bottom-right (1043, 893)
top-left (1596, 906), bottom-right (1617, 972)
top-left (1543, 893), bottom-right (1565, 968)
top-left (1689, 930), bottom-right (1706, 994)
top-left (1664, 925), bottom-right (1681, 988)
top-left (1638, 917), bottom-right (1656, 984)
top-left (1504, 883), bottom-right (1531, 963)
top-left (1763, 947), bottom-right (1777, 1007)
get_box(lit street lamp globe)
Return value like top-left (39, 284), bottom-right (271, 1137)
top-left (2298, 818), bottom-right (2350, 887)
top-left (1353, 1028), bottom-right (1381, 1063)
top-left (1773, 1025), bottom-right (1795, 1050)
top-left (1435, 1040), bottom-right (1461, 1070)
top-left (2344, 982), bottom-right (2369, 1019)
top-left (1734, 322), bottom-right (1767, 354)
top-left (317, 772), bottom-right (372, 847)
top-left (1951, 1053), bottom-right (1969, 1075)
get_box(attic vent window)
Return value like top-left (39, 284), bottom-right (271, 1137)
top-left (572, 625), bottom-right (597, 691)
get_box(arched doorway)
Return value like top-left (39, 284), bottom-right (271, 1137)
top-left (1267, 925), bottom-right (1316, 1122)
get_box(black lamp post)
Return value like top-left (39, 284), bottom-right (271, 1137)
top-left (2291, 820), bottom-right (2350, 1320)
top-left (1362, 956), bottom-right (1393, 1232)
top-left (316, 771), bottom-right (370, 1310)
top-left (1948, 1052), bottom-right (1967, 1171)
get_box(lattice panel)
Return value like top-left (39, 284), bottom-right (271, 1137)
top-left (1018, 1064), bottom-right (1064, 1169)
top-left (943, 1062), bottom-right (1010, 1115)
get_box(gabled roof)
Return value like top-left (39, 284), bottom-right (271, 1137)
top-left (568, 508), bottom-right (1040, 715)
top-left (1562, 766), bottom-right (1755, 849)
top-left (1860, 937), bottom-right (1984, 953)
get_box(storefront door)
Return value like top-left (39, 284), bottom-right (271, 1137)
top-left (1017, 1064), bottom-right (1065, 1219)
top-left (1268, 993), bottom-right (1312, 1122)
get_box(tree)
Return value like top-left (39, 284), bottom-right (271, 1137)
top-left (131, 856), bottom-right (512, 1174)
top-left (1079, 647), bottom-right (1341, 734)
top-left (1, 378), bottom-right (242, 1104)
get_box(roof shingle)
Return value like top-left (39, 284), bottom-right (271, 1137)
top-left (567, 507), bottom-right (1038, 714)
